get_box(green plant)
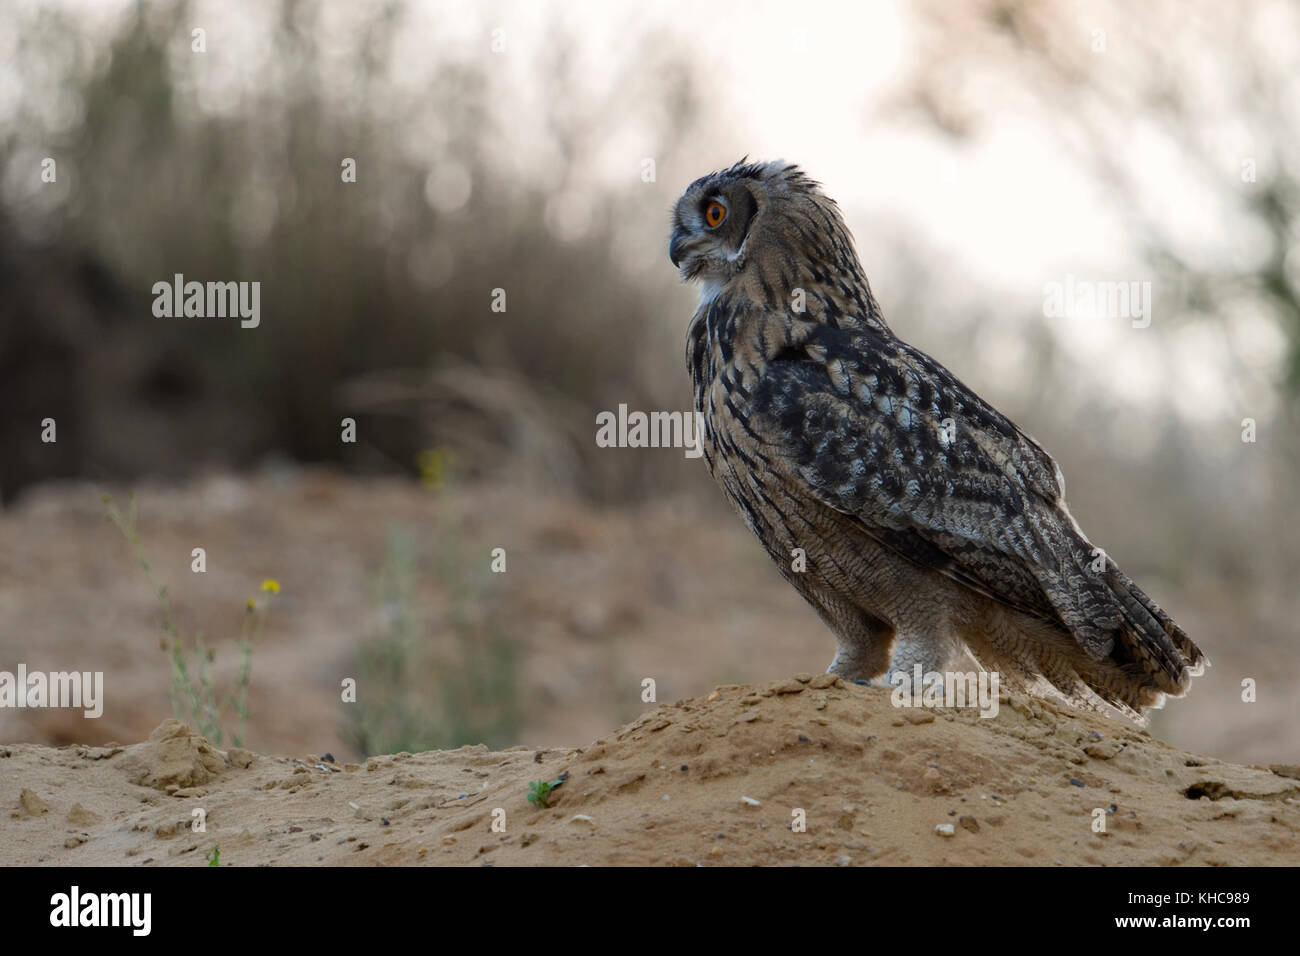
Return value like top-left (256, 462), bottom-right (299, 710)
top-left (205, 845), bottom-right (220, 867)
top-left (342, 493), bottom-right (520, 757)
top-left (104, 490), bottom-right (274, 747)
top-left (527, 775), bottom-right (568, 809)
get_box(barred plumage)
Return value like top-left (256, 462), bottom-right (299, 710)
top-left (670, 159), bottom-right (1206, 722)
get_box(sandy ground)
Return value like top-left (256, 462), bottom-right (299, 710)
top-left (0, 469), bottom-right (822, 757)
top-left (1, 469), bottom-right (1297, 865)
top-left (3, 679), bottom-right (1297, 866)
top-left (0, 469), bottom-right (1293, 767)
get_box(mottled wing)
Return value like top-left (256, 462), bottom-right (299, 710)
top-left (745, 313), bottom-right (1123, 655)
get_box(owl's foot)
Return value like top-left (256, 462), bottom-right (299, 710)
top-left (825, 652), bottom-right (889, 688)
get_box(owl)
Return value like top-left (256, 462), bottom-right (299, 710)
top-left (670, 159), bottom-right (1205, 721)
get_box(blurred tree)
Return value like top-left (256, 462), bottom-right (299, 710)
top-left (904, 0), bottom-right (1300, 401)
top-left (0, 0), bottom-right (707, 503)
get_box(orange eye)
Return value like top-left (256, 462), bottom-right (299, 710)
top-left (705, 200), bottom-right (727, 228)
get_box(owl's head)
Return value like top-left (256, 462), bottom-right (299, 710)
top-left (668, 159), bottom-right (848, 290)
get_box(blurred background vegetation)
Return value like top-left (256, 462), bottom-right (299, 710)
top-left (1, 0), bottom-right (1295, 760)
top-left (1, 0), bottom-right (714, 506)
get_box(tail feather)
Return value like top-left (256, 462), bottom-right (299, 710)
top-left (965, 618), bottom-right (1153, 724)
top-left (970, 561), bottom-right (1206, 725)
top-left (1106, 567), bottom-right (1206, 697)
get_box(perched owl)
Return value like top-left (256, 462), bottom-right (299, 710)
top-left (670, 159), bottom-right (1205, 722)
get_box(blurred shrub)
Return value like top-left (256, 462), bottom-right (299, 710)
top-left (344, 521), bottom-right (520, 756)
top-left (0, 0), bottom-right (705, 502)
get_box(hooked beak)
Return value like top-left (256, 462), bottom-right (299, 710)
top-left (668, 229), bottom-right (689, 268)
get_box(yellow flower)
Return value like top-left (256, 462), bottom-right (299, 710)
top-left (246, 598), bottom-right (256, 612)
top-left (260, 578), bottom-right (281, 594)
top-left (417, 448), bottom-right (450, 492)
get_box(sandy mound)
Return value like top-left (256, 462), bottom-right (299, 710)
top-left (3, 678), bottom-right (1297, 866)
